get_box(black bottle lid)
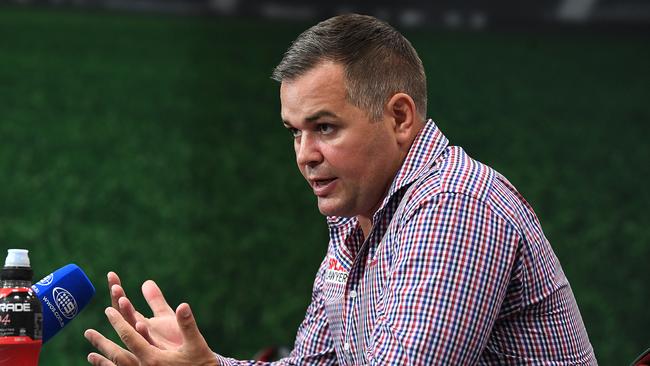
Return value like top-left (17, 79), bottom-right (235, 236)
top-left (1, 266), bottom-right (34, 281)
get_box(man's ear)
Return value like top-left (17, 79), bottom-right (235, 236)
top-left (385, 93), bottom-right (420, 146)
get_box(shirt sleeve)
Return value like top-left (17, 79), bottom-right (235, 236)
top-left (215, 256), bottom-right (338, 366)
top-left (368, 192), bottom-right (519, 365)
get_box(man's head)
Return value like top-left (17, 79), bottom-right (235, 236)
top-left (274, 14), bottom-right (428, 222)
top-left (272, 13), bottom-right (427, 122)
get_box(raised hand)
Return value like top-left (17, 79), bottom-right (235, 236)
top-left (84, 303), bottom-right (220, 366)
top-left (107, 272), bottom-right (183, 350)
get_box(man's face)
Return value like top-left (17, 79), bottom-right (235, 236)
top-left (280, 61), bottom-right (403, 219)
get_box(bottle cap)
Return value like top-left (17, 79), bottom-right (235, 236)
top-left (4, 249), bottom-right (31, 268)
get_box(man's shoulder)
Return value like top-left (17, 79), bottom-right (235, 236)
top-left (401, 145), bottom-right (538, 238)
top-left (406, 146), bottom-right (497, 208)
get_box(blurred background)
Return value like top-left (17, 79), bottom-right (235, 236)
top-left (0, 0), bottom-right (648, 364)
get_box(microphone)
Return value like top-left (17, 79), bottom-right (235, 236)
top-left (30, 264), bottom-right (96, 343)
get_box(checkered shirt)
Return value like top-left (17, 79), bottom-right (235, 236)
top-left (217, 120), bottom-right (596, 365)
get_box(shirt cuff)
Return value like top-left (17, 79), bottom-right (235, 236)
top-left (215, 352), bottom-right (235, 366)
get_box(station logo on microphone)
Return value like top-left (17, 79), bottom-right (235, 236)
top-left (53, 287), bottom-right (78, 319)
top-left (38, 273), bottom-right (54, 286)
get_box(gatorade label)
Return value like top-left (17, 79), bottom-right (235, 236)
top-left (0, 287), bottom-right (42, 366)
top-left (0, 287), bottom-right (43, 341)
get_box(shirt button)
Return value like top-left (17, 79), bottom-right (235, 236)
top-left (343, 342), bottom-right (350, 352)
top-left (350, 290), bottom-right (357, 299)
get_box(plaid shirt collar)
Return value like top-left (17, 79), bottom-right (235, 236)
top-left (326, 119), bottom-right (449, 229)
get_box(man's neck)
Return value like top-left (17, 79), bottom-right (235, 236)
top-left (357, 215), bottom-right (372, 239)
top-left (354, 120), bottom-right (426, 240)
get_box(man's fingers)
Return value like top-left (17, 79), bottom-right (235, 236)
top-left (104, 307), bottom-right (153, 359)
top-left (111, 283), bottom-right (147, 324)
top-left (107, 272), bottom-right (122, 288)
top-left (142, 280), bottom-right (174, 316)
top-left (110, 284), bottom-right (126, 304)
top-left (108, 272), bottom-right (123, 310)
top-left (175, 303), bottom-right (209, 353)
top-left (135, 321), bottom-right (161, 349)
top-left (84, 328), bottom-right (138, 366)
top-left (87, 352), bottom-right (117, 366)
top-left (111, 286), bottom-right (147, 323)
top-left (118, 296), bottom-right (141, 328)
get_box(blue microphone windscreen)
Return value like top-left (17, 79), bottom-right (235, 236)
top-left (31, 264), bottom-right (96, 343)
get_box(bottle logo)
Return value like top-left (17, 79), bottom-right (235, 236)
top-left (0, 303), bottom-right (32, 312)
top-left (52, 287), bottom-right (77, 319)
top-left (37, 273), bottom-right (54, 286)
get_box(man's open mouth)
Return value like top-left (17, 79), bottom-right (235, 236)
top-left (313, 178), bottom-right (335, 187)
top-left (310, 178), bottom-right (337, 196)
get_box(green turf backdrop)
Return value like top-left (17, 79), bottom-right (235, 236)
top-left (0, 6), bottom-right (648, 365)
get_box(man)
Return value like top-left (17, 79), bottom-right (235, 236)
top-left (85, 14), bottom-right (596, 365)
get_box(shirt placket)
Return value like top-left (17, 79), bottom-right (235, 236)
top-left (342, 226), bottom-right (382, 366)
top-left (338, 228), bottom-right (360, 365)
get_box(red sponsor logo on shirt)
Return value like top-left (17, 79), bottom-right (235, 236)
top-left (328, 257), bottom-right (346, 272)
top-left (326, 257), bottom-right (348, 285)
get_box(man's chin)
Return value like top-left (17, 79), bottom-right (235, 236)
top-left (317, 198), bottom-right (354, 217)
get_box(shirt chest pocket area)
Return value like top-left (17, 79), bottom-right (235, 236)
top-left (354, 243), bottom-right (391, 338)
top-left (322, 268), bottom-right (348, 312)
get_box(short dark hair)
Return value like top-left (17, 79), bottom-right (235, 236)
top-left (272, 14), bottom-right (427, 121)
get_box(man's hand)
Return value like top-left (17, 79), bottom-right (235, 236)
top-left (84, 303), bottom-right (220, 366)
top-left (107, 272), bottom-right (183, 350)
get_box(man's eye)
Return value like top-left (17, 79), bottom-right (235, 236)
top-left (289, 128), bottom-right (302, 138)
top-left (318, 124), bottom-right (334, 134)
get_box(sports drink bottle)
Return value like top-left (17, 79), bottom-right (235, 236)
top-left (0, 249), bottom-right (43, 366)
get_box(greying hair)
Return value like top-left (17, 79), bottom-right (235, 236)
top-left (271, 14), bottom-right (427, 121)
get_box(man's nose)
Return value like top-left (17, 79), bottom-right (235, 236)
top-left (296, 133), bottom-right (323, 167)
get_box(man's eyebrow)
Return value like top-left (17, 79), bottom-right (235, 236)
top-left (282, 110), bottom-right (339, 127)
top-left (305, 110), bottom-right (338, 122)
